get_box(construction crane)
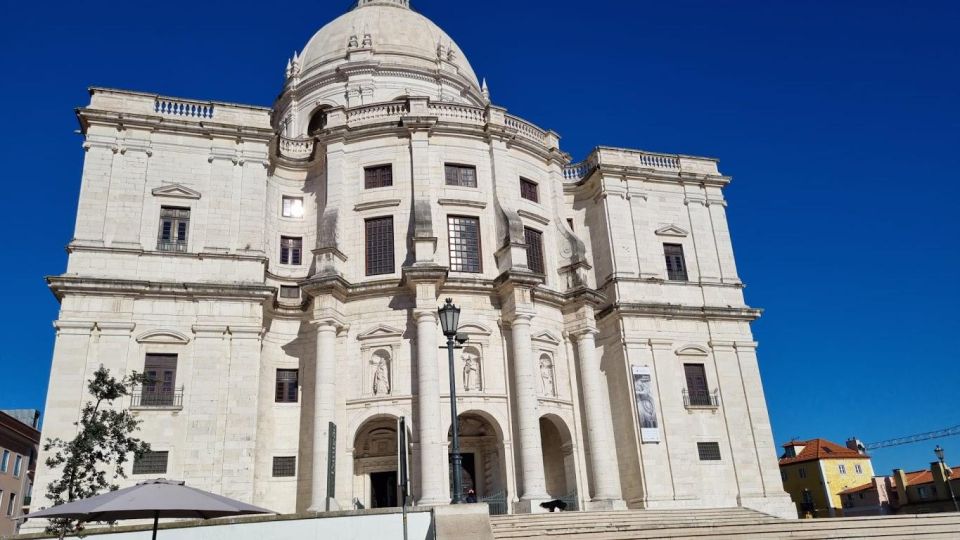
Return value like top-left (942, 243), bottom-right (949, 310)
top-left (852, 424), bottom-right (960, 451)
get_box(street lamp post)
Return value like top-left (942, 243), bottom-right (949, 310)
top-left (934, 445), bottom-right (959, 513)
top-left (438, 298), bottom-right (467, 504)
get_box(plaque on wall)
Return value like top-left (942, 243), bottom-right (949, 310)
top-left (631, 365), bottom-right (661, 443)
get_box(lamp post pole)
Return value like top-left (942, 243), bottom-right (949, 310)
top-left (935, 445), bottom-right (959, 513)
top-left (439, 298), bottom-right (465, 504)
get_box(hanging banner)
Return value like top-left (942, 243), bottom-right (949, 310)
top-left (631, 365), bottom-right (661, 443)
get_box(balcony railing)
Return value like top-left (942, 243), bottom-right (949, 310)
top-left (683, 389), bottom-right (720, 409)
top-left (131, 386), bottom-right (184, 409)
top-left (156, 239), bottom-right (188, 253)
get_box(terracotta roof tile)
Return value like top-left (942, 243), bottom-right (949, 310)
top-left (839, 481), bottom-right (877, 495)
top-left (778, 438), bottom-right (869, 466)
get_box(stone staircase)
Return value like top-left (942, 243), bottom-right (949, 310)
top-left (490, 508), bottom-right (960, 539)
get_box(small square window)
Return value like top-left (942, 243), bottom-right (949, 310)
top-left (282, 196), bottom-right (304, 218)
top-left (133, 451), bottom-right (169, 475)
top-left (838, 464), bottom-right (847, 475)
top-left (520, 178), bottom-right (539, 202)
top-left (281, 236), bottom-right (303, 265)
top-left (365, 164), bottom-right (393, 189)
top-left (445, 164), bottom-right (477, 188)
top-left (799, 468), bottom-right (807, 479)
top-left (697, 442), bottom-right (721, 461)
top-left (279, 286), bottom-right (300, 299)
top-left (664, 243), bottom-right (688, 281)
top-left (273, 456), bottom-right (296, 477)
top-left (854, 464), bottom-right (863, 475)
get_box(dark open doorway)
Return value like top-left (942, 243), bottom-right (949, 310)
top-left (370, 470), bottom-right (398, 508)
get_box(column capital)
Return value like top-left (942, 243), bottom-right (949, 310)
top-left (505, 313), bottom-right (534, 326)
top-left (569, 327), bottom-right (599, 340)
top-left (315, 318), bottom-right (347, 334)
top-left (414, 310), bottom-right (439, 323)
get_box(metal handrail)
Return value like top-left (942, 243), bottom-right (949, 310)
top-left (683, 388), bottom-right (720, 408)
top-left (131, 386), bottom-right (184, 408)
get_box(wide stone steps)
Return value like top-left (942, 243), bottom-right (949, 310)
top-left (490, 509), bottom-right (960, 540)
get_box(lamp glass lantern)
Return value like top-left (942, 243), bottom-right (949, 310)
top-left (438, 298), bottom-right (461, 337)
top-left (935, 445), bottom-right (945, 462)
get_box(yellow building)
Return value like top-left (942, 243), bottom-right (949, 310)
top-left (778, 438), bottom-right (875, 517)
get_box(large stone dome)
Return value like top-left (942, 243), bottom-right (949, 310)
top-left (298, 0), bottom-right (480, 91)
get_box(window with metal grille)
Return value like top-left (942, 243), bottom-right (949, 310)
top-left (448, 216), bottom-right (482, 273)
top-left (683, 364), bottom-right (712, 406)
top-left (273, 456), bottom-right (296, 477)
top-left (282, 196), bottom-right (304, 218)
top-left (364, 164), bottom-right (393, 189)
top-left (520, 178), bottom-right (539, 202)
top-left (365, 217), bottom-right (395, 276)
top-left (157, 206), bottom-right (190, 252)
top-left (280, 286), bottom-right (300, 299)
top-left (664, 243), bottom-right (688, 281)
top-left (444, 164), bottom-right (477, 188)
top-left (697, 442), bottom-right (721, 461)
top-left (281, 236), bottom-right (303, 265)
top-left (143, 354), bottom-right (177, 406)
top-left (275, 369), bottom-right (299, 403)
top-left (133, 451), bottom-right (169, 475)
top-left (524, 227), bottom-right (545, 275)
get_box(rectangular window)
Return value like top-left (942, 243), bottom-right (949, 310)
top-left (838, 464), bottom-right (847, 475)
top-left (781, 470), bottom-right (787, 481)
top-left (13, 455), bottom-right (22, 478)
top-left (364, 164), bottom-right (394, 189)
top-left (697, 442), bottom-right (722, 461)
top-left (664, 243), bottom-right (688, 281)
top-left (0, 450), bottom-right (8, 473)
top-left (132, 451), bottom-right (169, 475)
top-left (799, 467), bottom-right (807, 479)
top-left (684, 364), bottom-right (712, 407)
top-left (444, 164), bottom-right (477, 188)
top-left (918, 486), bottom-right (929, 499)
top-left (157, 206), bottom-right (190, 252)
top-left (279, 286), bottom-right (301, 299)
top-left (524, 227), bottom-right (545, 275)
top-left (6, 493), bottom-right (15, 516)
top-left (448, 216), bottom-right (482, 273)
top-left (855, 464), bottom-right (863, 474)
top-left (281, 236), bottom-right (303, 265)
top-left (282, 196), bottom-right (304, 218)
top-left (365, 217), bottom-right (395, 276)
top-left (520, 178), bottom-right (539, 202)
top-left (275, 369), bottom-right (299, 403)
top-left (272, 456), bottom-right (296, 477)
top-left (142, 354), bottom-right (177, 407)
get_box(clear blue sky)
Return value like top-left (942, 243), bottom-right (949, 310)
top-left (1, 0), bottom-right (957, 475)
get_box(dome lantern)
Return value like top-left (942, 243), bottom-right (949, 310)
top-left (355, 0), bottom-right (410, 8)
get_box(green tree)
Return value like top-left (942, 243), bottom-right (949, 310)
top-left (42, 366), bottom-right (151, 535)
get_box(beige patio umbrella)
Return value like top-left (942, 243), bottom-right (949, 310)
top-left (28, 479), bottom-right (275, 539)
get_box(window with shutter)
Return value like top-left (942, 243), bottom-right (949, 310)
top-left (143, 354), bottom-right (177, 406)
top-left (524, 227), bottom-right (545, 275)
top-left (281, 236), bottom-right (303, 265)
top-left (364, 165), bottom-right (394, 189)
top-left (272, 456), bottom-right (296, 477)
top-left (520, 178), bottom-right (539, 202)
top-left (444, 164), bottom-right (477, 187)
top-left (448, 216), bottom-right (482, 273)
top-left (365, 217), bottom-right (395, 275)
top-left (684, 364), bottom-right (711, 406)
top-left (664, 243), bottom-right (688, 281)
top-left (133, 451), bottom-right (169, 475)
top-left (275, 369), bottom-right (299, 403)
top-left (697, 442), bottom-right (722, 461)
top-left (157, 207), bottom-right (190, 252)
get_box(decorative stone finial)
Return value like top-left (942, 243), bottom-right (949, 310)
top-left (355, 0), bottom-right (410, 8)
top-left (481, 78), bottom-right (490, 101)
top-left (348, 34), bottom-right (359, 49)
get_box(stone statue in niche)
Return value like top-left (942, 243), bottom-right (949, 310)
top-left (462, 348), bottom-right (481, 391)
top-left (539, 356), bottom-right (555, 396)
top-left (372, 351), bottom-right (391, 395)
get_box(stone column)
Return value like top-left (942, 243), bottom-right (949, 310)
top-left (511, 314), bottom-right (549, 508)
top-left (415, 311), bottom-right (447, 505)
top-left (309, 320), bottom-right (339, 512)
top-left (573, 329), bottom-right (625, 507)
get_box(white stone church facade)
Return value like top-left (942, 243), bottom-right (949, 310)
top-left (34, 0), bottom-right (794, 519)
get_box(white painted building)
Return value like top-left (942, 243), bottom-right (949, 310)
top-left (33, 0), bottom-right (794, 520)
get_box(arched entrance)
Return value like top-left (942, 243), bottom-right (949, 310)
top-left (540, 414), bottom-right (578, 508)
top-left (352, 415), bottom-right (404, 509)
top-left (447, 411), bottom-right (508, 506)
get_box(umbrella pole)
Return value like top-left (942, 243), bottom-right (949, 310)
top-left (152, 512), bottom-right (159, 540)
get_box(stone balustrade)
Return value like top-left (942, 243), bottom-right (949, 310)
top-left (504, 114), bottom-right (547, 145)
top-left (563, 147), bottom-right (719, 181)
top-left (346, 101), bottom-right (410, 125)
top-left (279, 136), bottom-right (315, 160)
top-left (155, 98), bottom-right (215, 119)
top-left (426, 102), bottom-right (487, 124)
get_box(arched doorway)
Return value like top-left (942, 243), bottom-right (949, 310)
top-left (447, 412), bottom-right (508, 506)
top-left (352, 415), bottom-right (404, 509)
top-left (540, 414), bottom-right (578, 509)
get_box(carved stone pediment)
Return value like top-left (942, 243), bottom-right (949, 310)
top-left (457, 322), bottom-right (492, 336)
top-left (151, 184), bottom-right (201, 200)
top-left (676, 344), bottom-right (710, 356)
top-left (357, 324), bottom-right (404, 341)
top-left (531, 330), bottom-right (561, 346)
top-left (655, 224), bottom-right (688, 237)
top-left (136, 329), bottom-right (191, 345)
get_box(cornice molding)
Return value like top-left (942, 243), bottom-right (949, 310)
top-left (47, 276), bottom-right (275, 303)
top-left (354, 199), bottom-right (402, 212)
top-left (597, 302), bottom-right (762, 322)
top-left (437, 198), bottom-right (487, 209)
